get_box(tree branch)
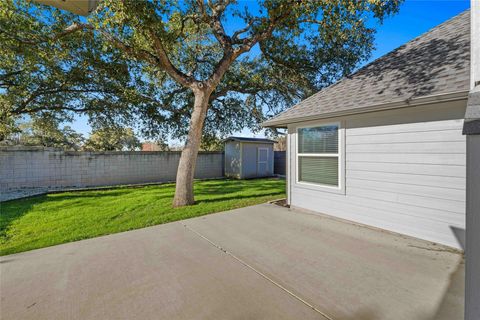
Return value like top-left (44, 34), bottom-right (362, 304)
top-left (232, 19), bottom-right (254, 42)
top-left (15, 21), bottom-right (196, 90)
top-left (207, 4), bottom-right (295, 89)
top-left (13, 87), bottom-right (117, 115)
top-left (197, 0), bottom-right (232, 49)
top-left (12, 104), bottom-right (101, 115)
top-left (146, 28), bottom-right (196, 88)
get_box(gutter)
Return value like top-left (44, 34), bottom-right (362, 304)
top-left (262, 90), bottom-right (469, 128)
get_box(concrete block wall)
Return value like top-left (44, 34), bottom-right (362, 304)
top-left (0, 147), bottom-right (224, 192)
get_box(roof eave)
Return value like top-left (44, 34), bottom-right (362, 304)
top-left (262, 90), bottom-right (469, 128)
top-left (224, 138), bottom-right (276, 143)
top-left (238, 140), bottom-right (275, 144)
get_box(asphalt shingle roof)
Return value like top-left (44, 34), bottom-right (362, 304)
top-left (263, 10), bottom-right (471, 127)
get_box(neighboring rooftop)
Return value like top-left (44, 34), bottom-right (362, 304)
top-left (224, 137), bottom-right (276, 144)
top-left (263, 10), bottom-right (471, 127)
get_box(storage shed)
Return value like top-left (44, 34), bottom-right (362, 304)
top-left (224, 137), bottom-right (275, 179)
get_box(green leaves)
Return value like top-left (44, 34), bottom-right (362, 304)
top-left (12, 116), bottom-right (84, 150)
top-left (83, 126), bottom-right (141, 151)
top-left (1, 0), bottom-right (402, 144)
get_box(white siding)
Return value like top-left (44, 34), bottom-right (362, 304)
top-left (288, 100), bottom-right (467, 248)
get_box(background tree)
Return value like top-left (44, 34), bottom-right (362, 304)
top-left (200, 134), bottom-right (224, 151)
top-left (83, 126), bottom-right (141, 151)
top-left (6, 117), bottom-right (84, 150)
top-left (274, 135), bottom-right (286, 151)
top-left (1, 0), bottom-right (402, 206)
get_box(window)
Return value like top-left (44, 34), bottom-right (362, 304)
top-left (297, 123), bottom-right (340, 188)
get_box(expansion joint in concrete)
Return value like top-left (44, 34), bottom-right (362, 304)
top-left (179, 221), bottom-right (334, 320)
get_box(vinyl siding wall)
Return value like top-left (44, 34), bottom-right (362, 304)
top-left (287, 100), bottom-right (467, 248)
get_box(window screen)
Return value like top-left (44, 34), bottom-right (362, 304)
top-left (298, 125), bottom-right (338, 154)
top-left (297, 124), bottom-right (340, 187)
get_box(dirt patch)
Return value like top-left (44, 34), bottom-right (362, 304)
top-left (270, 198), bottom-right (290, 208)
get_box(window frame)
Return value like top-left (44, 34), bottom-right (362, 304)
top-left (295, 121), bottom-right (345, 193)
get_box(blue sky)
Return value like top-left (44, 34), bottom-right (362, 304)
top-left (70, 0), bottom-right (470, 141)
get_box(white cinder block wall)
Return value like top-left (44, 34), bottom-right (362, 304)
top-left (288, 100), bottom-right (467, 248)
top-left (0, 150), bottom-right (224, 192)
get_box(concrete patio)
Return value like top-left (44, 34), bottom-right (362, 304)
top-left (0, 203), bottom-right (464, 320)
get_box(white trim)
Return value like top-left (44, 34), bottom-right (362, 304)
top-left (297, 153), bottom-right (340, 157)
top-left (295, 121), bottom-right (345, 194)
top-left (263, 91), bottom-right (469, 128)
top-left (239, 142), bottom-right (243, 179)
top-left (286, 130), bottom-right (292, 204)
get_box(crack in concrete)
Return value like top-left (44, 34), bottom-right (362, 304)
top-left (179, 221), bottom-right (334, 320)
top-left (407, 244), bottom-right (463, 254)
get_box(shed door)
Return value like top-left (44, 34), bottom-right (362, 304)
top-left (257, 147), bottom-right (269, 177)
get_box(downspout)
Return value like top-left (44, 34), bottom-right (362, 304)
top-left (287, 126), bottom-right (292, 205)
top-left (463, 3), bottom-right (480, 320)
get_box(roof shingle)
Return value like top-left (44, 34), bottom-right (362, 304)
top-left (263, 10), bottom-right (471, 127)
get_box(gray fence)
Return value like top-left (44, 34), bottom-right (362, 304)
top-left (274, 151), bottom-right (286, 176)
top-left (0, 147), bottom-right (224, 194)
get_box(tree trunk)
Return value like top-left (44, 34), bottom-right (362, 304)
top-left (172, 89), bottom-right (210, 207)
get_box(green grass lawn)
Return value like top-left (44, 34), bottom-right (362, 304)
top-left (0, 178), bottom-right (285, 256)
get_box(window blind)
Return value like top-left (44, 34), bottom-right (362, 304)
top-left (297, 124), bottom-right (340, 187)
top-left (298, 156), bottom-right (339, 186)
top-left (298, 125), bottom-right (338, 154)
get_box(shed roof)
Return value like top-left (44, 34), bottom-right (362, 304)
top-left (263, 10), bottom-right (471, 127)
top-left (224, 137), bottom-right (276, 144)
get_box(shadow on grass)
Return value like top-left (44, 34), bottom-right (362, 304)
top-left (195, 192), bottom-right (283, 204)
top-left (0, 189), bottom-right (166, 240)
top-left (1, 197), bottom-right (45, 239)
top-left (195, 180), bottom-right (284, 196)
top-left (47, 191), bottom-right (134, 200)
top-left (44, 185), bottom-right (176, 202)
top-left (1, 178), bottom-right (285, 255)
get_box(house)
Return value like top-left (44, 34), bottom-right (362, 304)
top-left (21, 2), bottom-right (480, 319)
top-left (224, 137), bottom-right (275, 179)
top-left (141, 142), bottom-right (163, 151)
top-left (263, 11), bottom-right (471, 250)
top-left (463, 3), bottom-right (480, 319)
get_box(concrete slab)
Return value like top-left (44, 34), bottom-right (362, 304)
top-left (1, 203), bottom-right (464, 320)
top-left (183, 204), bottom-right (464, 320)
top-left (0, 222), bottom-right (323, 320)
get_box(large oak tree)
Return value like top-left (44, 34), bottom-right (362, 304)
top-left (0, 0), bottom-right (402, 206)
